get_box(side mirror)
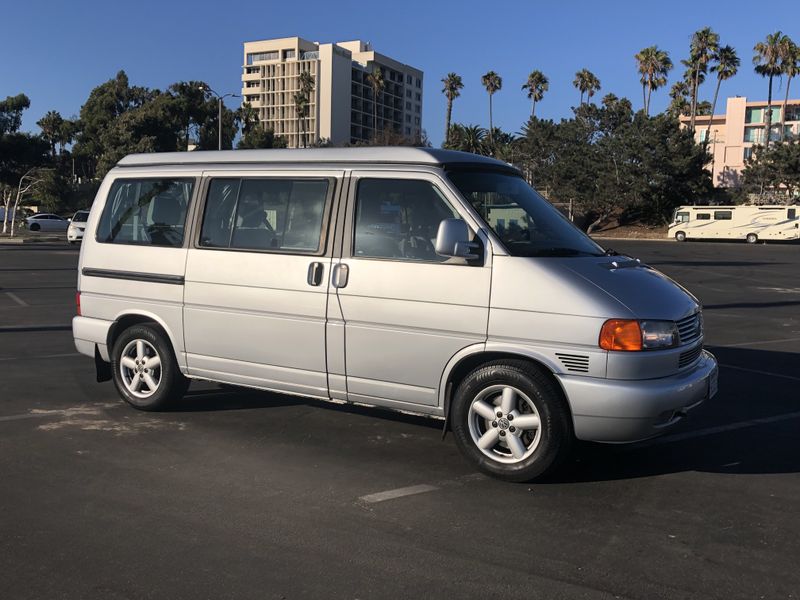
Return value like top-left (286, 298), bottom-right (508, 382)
top-left (435, 218), bottom-right (480, 260)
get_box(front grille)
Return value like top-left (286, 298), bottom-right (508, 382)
top-left (676, 312), bottom-right (703, 346)
top-left (678, 345), bottom-right (703, 368)
top-left (556, 353), bottom-right (590, 373)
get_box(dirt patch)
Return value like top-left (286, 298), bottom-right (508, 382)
top-left (591, 224), bottom-right (669, 240)
top-left (31, 403), bottom-right (187, 435)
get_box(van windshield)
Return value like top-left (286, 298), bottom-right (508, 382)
top-left (447, 169), bottom-right (604, 257)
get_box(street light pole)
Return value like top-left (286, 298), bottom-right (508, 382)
top-left (198, 85), bottom-right (241, 151)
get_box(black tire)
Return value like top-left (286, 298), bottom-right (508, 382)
top-left (675, 231), bottom-right (686, 242)
top-left (746, 233), bottom-right (758, 244)
top-left (110, 324), bottom-right (189, 411)
top-left (451, 360), bottom-right (573, 482)
top-left (29, 223), bottom-right (40, 232)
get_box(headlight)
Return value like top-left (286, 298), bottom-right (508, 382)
top-left (640, 320), bottom-right (678, 349)
top-left (600, 319), bottom-right (678, 351)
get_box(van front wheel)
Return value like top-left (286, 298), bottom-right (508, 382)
top-left (675, 231), bottom-right (686, 242)
top-left (111, 324), bottom-right (188, 411)
top-left (451, 361), bottom-right (572, 482)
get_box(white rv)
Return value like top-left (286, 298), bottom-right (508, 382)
top-left (668, 205), bottom-right (800, 243)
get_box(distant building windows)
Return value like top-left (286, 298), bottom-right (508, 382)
top-left (405, 126), bottom-right (411, 135)
top-left (283, 49), bottom-right (296, 60)
top-left (698, 129), bottom-right (708, 142)
top-left (247, 51), bottom-right (279, 64)
top-left (745, 106), bottom-right (780, 124)
top-left (406, 74), bottom-right (412, 84)
top-left (743, 126), bottom-right (764, 144)
top-left (414, 117), bottom-right (420, 125)
top-left (415, 78), bottom-right (421, 88)
top-left (405, 101), bottom-right (411, 110)
top-left (743, 147), bottom-right (754, 161)
top-left (245, 67), bottom-right (260, 74)
top-left (406, 90), bottom-right (412, 98)
top-left (245, 81), bottom-right (259, 88)
top-left (415, 104), bottom-right (420, 114)
top-left (405, 115), bottom-right (411, 123)
top-left (415, 92), bottom-right (421, 101)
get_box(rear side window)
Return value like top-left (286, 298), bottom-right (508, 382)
top-left (696, 213), bottom-right (711, 220)
top-left (789, 209), bottom-right (797, 220)
top-left (714, 211), bottom-right (732, 220)
top-left (97, 178), bottom-right (194, 247)
top-left (199, 178), bottom-right (330, 253)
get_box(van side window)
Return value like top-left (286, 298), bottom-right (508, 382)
top-left (789, 209), bottom-right (797, 220)
top-left (353, 179), bottom-right (460, 262)
top-left (96, 178), bottom-right (194, 247)
top-left (199, 178), bottom-right (329, 254)
top-left (713, 211), bottom-right (733, 220)
top-left (696, 213), bottom-right (711, 220)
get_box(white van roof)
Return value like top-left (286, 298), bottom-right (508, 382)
top-left (116, 147), bottom-right (513, 169)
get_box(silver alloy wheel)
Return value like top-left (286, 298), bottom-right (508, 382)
top-left (467, 384), bottom-right (542, 464)
top-left (119, 339), bottom-right (162, 399)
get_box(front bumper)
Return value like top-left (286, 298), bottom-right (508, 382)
top-left (558, 350), bottom-right (718, 443)
top-left (67, 227), bottom-right (85, 242)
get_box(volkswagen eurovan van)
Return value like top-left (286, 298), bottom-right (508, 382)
top-left (73, 148), bottom-right (718, 481)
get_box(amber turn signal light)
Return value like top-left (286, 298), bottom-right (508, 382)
top-left (599, 319), bottom-right (643, 351)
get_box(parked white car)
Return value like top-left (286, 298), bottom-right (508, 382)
top-left (26, 213), bottom-right (69, 232)
top-left (67, 210), bottom-right (90, 243)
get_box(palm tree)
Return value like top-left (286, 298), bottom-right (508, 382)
top-left (688, 27), bottom-right (720, 131)
top-left (780, 39), bottom-right (799, 141)
top-left (573, 69), bottom-right (601, 105)
top-left (481, 71), bottom-right (502, 146)
top-left (366, 66), bottom-right (385, 141)
top-left (449, 124), bottom-right (488, 155)
top-left (292, 92), bottom-right (308, 148)
top-left (521, 70), bottom-right (549, 118)
top-left (36, 110), bottom-right (64, 157)
top-left (754, 31), bottom-right (791, 148)
top-left (441, 73), bottom-right (464, 146)
top-left (635, 46), bottom-right (673, 115)
top-left (298, 71), bottom-right (315, 147)
top-left (705, 45), bottom-right (740, 142)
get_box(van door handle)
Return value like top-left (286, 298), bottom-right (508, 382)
top-left (332, 263), bottom-right (349, 289)
top-left (307, 262), bottom-right (324, 286)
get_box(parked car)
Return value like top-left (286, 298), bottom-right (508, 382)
top-left (72, 148), bottom-right (718, 481)
top-left (67, 210), bottom-right (90, 243)
top-left (26, 213), bottom-right (69, 232)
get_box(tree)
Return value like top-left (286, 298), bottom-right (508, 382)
top-left (753, 31), bottom-right (790, 149)
top-left (742, 140), bottom-right (800, 201)
top-left (780, 39), bottom-right (799, 142)
top-left (366, 66), bottom-right (385, 141)
top-left (297, 71), bottom-right (315, 147)
top-left (480, 71), bottom-right (502, 147)
top-left (572, 69), bottom-right (601, 105)
top-left (705, 45), bottom-right (740, 141)
top-left (441, 73), bottom-right (464, 146)
top-left (634, 46), bottom-right (673, 115)
top-left (447, 124), bottom-right (488, 155)
top-left (521, 70), bottom-right (549, 118)
top-left (667, 78), bottom-right (692, 117)
top-left (36, 111), bottom-right (65, 157)
top-left (687, 27), bottom-right (719, 131)
top-left (0, 94), bottom-right (31, 135)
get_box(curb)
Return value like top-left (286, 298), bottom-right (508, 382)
top-left (0, 236), bottom-right (64, 245)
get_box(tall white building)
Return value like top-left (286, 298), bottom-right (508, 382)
top-left (241, 37), bottom-right (424, 148)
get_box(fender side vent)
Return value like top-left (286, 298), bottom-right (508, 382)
top-left (556, 353), bottom-right (590, 373)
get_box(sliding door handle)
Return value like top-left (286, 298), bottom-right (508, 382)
top-left (332, 263), bottom-right (349, 289)
top-left (307, 262), bottom-right (324, 286)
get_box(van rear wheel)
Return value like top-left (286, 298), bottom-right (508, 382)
top-left (451, 360), bottom-right (572, 482)
top-left (111, 324), bottom-right (188, 411)
top-left (746, 233), bottom-right (758, 244)
top-left (675, 231), bottom-right (686, 242)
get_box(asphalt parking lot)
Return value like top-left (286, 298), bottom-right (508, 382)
top-left (1, 240), bottom-right (798, 599)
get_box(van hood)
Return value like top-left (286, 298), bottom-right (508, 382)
top-left (490, 254), bottom-right (699, 322)
top-left (559, 255), bottom-right (699, 320)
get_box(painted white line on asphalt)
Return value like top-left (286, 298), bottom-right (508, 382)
top-left (0, 352), bottom-right (81, 362)
top-left (359, 484), bottom-right (440, 504)
top-left (719, 363), bottom-right (800, 382)
top-left (0, 413), bottom-right (53, 423)
top-left (640, 410), bottom-right (800, 447)
top-left (718, 336), bottom-right (800, 348)
top-left (4, 291), bottom-right (27, 306)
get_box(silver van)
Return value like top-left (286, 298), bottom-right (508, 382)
top-left (72, 148), bottom-right (718, 481)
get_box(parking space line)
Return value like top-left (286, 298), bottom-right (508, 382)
top-left (0, 352), bottom-right (81, 362)
top-left (359, 484), bottom-right (440, 504)
top-left (719, 363), bottom-right (800, 382)
top-left (640, 410), bottom-right (800, 447)
top-left (718, 337), bottom-right (800, 348)
top-left (4, 292), bottom-right (28, 306)
top-left (0, 413), bottom-right (55, 423)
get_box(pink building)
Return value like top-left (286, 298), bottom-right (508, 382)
top-left (681, 96), bottom-right (800, 187)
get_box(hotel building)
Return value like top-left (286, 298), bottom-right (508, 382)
top-left (682, 96), bottom-right (800, 187)
top-left (241, 37), bottom-right (424, 148)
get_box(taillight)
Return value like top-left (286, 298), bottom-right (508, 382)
top-left (599, 319), bottom-right (642, 351)
top-left (76, 291), bottom-right (81, 316)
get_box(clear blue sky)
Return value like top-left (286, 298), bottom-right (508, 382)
top-left (2, 0), bottom-right (798, 146)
